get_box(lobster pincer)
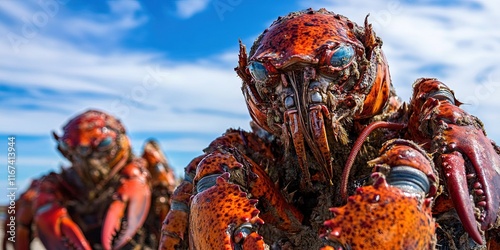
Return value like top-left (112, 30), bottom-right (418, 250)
top-left (189, 172), bottom-right (266, 249)
top-left (101, 159), bottom-right (152, 250)
top-left (33, 174), bottom-right (91, 250)
top-left (188, 143), bottom-right (303, 249)
top-left (161, 130), bottom-right (304, 249)
top-left (407, 78), bottom-right (500, 244)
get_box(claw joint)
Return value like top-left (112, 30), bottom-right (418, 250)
top-left (233, 222), bottom-right (255, 244)
top-left (370, 139), bottom-right (438, 197)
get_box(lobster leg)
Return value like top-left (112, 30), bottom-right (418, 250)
top-left (101, 160), bottom-right (151, 250)
top-left (159, 181), bottom-right (193, 250)
top-left (140, 139), bottom-right (178, 249)
top-left (159, 155), bottom-right (202, 250)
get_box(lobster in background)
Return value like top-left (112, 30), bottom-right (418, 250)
top-left (2, 109), bottom-right (177, 250)
top-left (160, 8), bottom-right (500, 249)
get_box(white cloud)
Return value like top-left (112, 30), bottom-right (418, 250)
top-left (0, 38), bottom-right (249, 134)
top-left (0, 1), bottom-right (248, 137)
top-left (59, 2), bottom-right (147, 43)
top-left (175, 0), bottom-right (211, 18)
top-left (0, 0), bottom-right (147, 50)
top-left (0, 31), bottom-right (249, 135)
top-left (0, 0), bottom-right (34, 21)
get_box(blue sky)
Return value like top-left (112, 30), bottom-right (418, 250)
top-left (0, 0), bottom-right (499, 205)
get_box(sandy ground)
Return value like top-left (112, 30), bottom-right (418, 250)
top-left (0, 219), bottom-right (46, 250)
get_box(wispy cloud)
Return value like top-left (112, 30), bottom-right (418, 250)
top-left (0, 0), bottom-right (148, 52)
top-left (175, 0), bottom-right (211, 18)
top-left (63, 0), bottom-right (148, 38)
top-left (0, 0), bottom-right (33, 21)
top-left (0, 0), bottom-right (249, 137)
top-left (0, 38), bottom-right (249, 135)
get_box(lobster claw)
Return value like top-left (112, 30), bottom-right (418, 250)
top-left (102, 163), bottom-right (151, 250)
top-left (36, 203), bottom-right (92, 250)
top-left (32, 175), bottom-right (91, 250)
top-left (409, 78), bottom-right (500, 244)
top-left (437, 121), bottom-right (500, 244)
top-left (34, 177), bottom-right (92, 250)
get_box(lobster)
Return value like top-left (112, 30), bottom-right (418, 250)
top-left (159, 8), bottom-right (500, 249)
top-left (2, 109), bottom-right (177, 250)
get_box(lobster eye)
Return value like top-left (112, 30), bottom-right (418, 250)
top-left (248, 61), bottom-right (268, 82)
top-left (59, 140), bottom-right (70, 151)
top-left (97, 136), bottom-right (113, 150)
top-left (284, 96), bottom-right (295, 109)
top-left (329, 45), bottom-right (354, 68)
top-left (310, 92), bottom-right (323, 103)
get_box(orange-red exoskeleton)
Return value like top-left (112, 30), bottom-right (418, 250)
top-left (3, 109), bottom-right (177, 250)
top-left (159, 8), bottom-right (500, 249)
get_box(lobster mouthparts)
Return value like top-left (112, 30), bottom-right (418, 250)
top-left (440, 123), bottom-right (500, 245)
